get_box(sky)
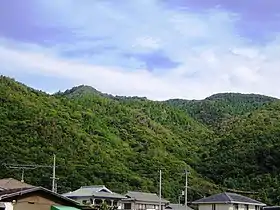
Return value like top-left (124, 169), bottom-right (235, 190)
top-left (1, 0), bottom-right (280, 100)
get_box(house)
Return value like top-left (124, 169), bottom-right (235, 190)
top-left (0, 178), bottom-right (33, 190)
top-left (192, 192), bottom-right (266, 210)
top-left (121, 191), bottom-right (169, 210)
top-left (0, 186), bottom-right (84, 210)
top-left (62, 185), bottom-right (126, 208)
top-left (165, 204), bottom-right (193, 210)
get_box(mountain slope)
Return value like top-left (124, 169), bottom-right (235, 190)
top-left (197, 101), bottom-right (280, 205)
top-left (0, 76), bottom-right (218, 202)
top-left (166, 93), bottom-right (277, 128)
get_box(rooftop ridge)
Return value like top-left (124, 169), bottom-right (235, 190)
top-left (80, 185), bottom-right (105, 188)
top-left (127, 191), bottom-right (157, 195)
top-left (224, 192), bottom-right (233, 202)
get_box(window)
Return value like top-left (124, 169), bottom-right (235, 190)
top-left (212, 204), bottom-right (216, 210)
top-left (245, 205), bottom-right (249, 210)
top-left (255, 206), bottom-right (260, 210)
top-left (124, 203), bottom-right (132, 209)
top-left (234, 204), bottom-right (239, 210)
top-left (95, 199), bottom-right (103, 205)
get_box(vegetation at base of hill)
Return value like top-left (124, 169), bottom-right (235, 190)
top-left (0, 76), bottom-right (218, 203)
top-left (2, 75), bottom-right (280, 205)
top-left (195, 101), bottom-right (280, 205)
top-left (166, 93), bottom-right (277, 129)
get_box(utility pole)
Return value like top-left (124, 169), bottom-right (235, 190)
top-left (159, 169), bottom-right (162, 210)
top-left (3, 156), bottom-right (59, 192)
top-left (51, 154), bottom-right (57, 192)
top-left (185, 170), bottom-right (189, 210)
top-left (21, 168), bottom-right (25, 182)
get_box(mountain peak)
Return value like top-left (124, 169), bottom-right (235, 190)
top-left (57, 85), bottom-right (102, 98)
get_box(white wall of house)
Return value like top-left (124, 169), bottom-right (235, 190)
top-left (122, 201), bottom-right (166, 210)
top-left (198, 203), bottom-right (261, 210)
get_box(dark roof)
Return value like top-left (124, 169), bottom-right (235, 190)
top-left (0, 186), bottom-right (80, 206)
top-left (0, 187), bottom-right (32, 196)
top-left (166, 204), bottom-right (193, 210)
top-left (124, 191), bottom-right (169, 203)
top-left (192, 192), bottom-right (266, 206)
top-left (0, 178), bottom-right (33, 190)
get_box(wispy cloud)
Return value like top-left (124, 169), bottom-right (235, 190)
top-left (0, 0), bottom-right (280, 100)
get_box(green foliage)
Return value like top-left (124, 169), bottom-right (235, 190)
top-left (0, 76), bottom-right (218, 202)
top-left (166, 93), bottom-right (277, 129)
top-left (197, 102), bottom-right (280, 205)
top-left (2, 75), bottom-right (280, 205)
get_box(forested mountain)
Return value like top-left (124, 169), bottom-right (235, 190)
top-left (1, 75), bottom-right (280, 205)
top-left (0, 76), bottom-right (217, 202)
top-left (197, 101), bottom-right (280, 205)
top-left (166, 93), bottom-right (277, 128)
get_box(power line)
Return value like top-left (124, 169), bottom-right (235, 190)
top-left (3, 163), bottom-right (55, 168)
top-left (2, 155), bottom-right (58, 187)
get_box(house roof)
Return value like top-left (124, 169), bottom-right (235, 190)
top-left (166, 204), bottom-right (193, 210)
top-left (0, 186), bottom-right (80, 206)
top-left (192, 192), bottom-right (266, 206)
top-left (0, 178), bottom-right (33, 190)
top-left (62, 186), bottom-right (125, 199)
top-left (124, 191), bottom-right (169, 203)
top-left (80, 185), bottom-right (113, 193)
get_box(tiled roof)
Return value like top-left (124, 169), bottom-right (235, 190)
top-left (192, 192), bottom-right (266, 206)
top-left (124, 191), bottom-right (169, 203)
top-left (166, 204), bottom-right (193, 210)
top-left (0, 186), bottom-right (79, 206)
top-left (62, 186), bottom-right (125, 199)
top-left (0, 187), bottom-right (32, 196)
top-left (80, 185), bottom-right (112, 193)
top-left (0, 178), bottom-right (33, 190)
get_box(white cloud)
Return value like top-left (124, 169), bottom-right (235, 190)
top-left (1, 36), bottom-right (280, 100)
top-left (1, 0), bottom-right (280, 100)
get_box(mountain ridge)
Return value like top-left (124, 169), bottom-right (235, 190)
top-left (0, 75), bottom-right (218, 202)
top-left (1, 75), bottom-right (280, 205)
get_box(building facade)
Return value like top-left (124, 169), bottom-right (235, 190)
top-left (0, 187), bottom-right (83, 210)
top-left (121, 191), bottom-right (169, 210)
top-left (62, 185), bottom-right (125, 208)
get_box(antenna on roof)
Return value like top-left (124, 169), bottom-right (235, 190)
top-left (3, 156), bottom-right (59, 190)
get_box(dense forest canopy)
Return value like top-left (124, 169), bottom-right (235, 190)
top-left (1, 75), bottom-right (280, 205)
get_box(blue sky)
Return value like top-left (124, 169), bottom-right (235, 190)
top-left (1, 0), bottom-right (280, 100)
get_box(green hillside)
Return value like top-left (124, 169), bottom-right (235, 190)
top-left (166, 93), bottom-right (277, 128)
top-left (0, 76), bottom-right (218, 202)
top-left (2, 75), bottom-right (280, 205)
top-left (197, 101), bottom-right (280, 205)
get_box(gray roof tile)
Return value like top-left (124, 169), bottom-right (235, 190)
top-left (166, 204), bottom-right (193, 210)
top-left (192, 192), bottom-right (266, 206)
top-left (125, 191), bottom-right (169, 203)
top-left (62, 186), bottom-right (125, 199)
